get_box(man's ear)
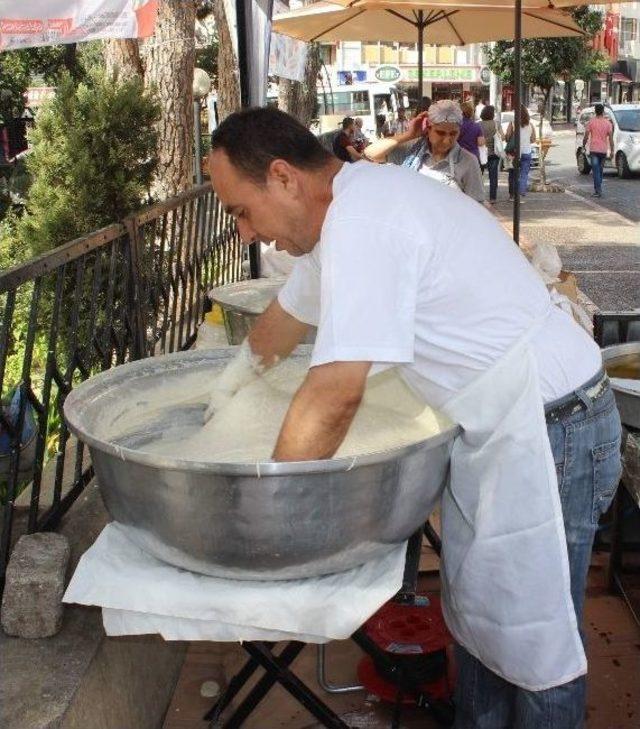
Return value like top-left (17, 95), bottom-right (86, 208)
top-left (268, 159), bottom-right (300, 197)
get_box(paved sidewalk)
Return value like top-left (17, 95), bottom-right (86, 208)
top-left (491, 186), bottom-right (640, 310)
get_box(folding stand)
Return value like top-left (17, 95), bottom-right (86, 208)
top-left (204, 524), bottom-right (442, 728)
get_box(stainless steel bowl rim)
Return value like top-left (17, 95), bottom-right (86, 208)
top-left (602, 342), bottom-right (640, 390)
top-left (63, 348), bottom-right (461, 477)
top-left (208, 278), bottom-right (287, 316)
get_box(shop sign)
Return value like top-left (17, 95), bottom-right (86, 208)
top-left (404, 66), bottom-right (479, 83)
top-left (375, 65), bottom-right (401, 82)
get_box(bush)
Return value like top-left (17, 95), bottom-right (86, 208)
top-left (18, 70), bottom-right (160, 257)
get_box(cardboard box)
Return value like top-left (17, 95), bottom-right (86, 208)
top-left (548, 271), bottom-right (578, 304)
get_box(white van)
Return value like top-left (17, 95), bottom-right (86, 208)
top-left (312, 82), bottom-right (404, 142)
top-left (575, 103), bottom-right (640, 178)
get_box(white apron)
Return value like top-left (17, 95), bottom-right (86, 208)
top-left (418, 154), bottom-right (461, 190)
top-left (437, 309), bottom-right (587, 691)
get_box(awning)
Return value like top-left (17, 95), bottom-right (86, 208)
top-left (596, 72), bottom-right (633, 83)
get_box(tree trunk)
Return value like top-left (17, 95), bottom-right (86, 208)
top-left (277, 43), bottom-right (321, 126)
top-left (211, 0), bottom-right (241, 120)
top-left (103, 39), bottom-right (145, 80)
top-left (145, 0), bottom-right (197, 198)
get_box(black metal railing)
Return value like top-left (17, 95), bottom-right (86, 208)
top-left (0, 184), bottom-right (244, 591)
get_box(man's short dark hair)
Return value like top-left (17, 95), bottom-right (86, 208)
top-left (341, 116), bottom-right (355, 130)
top-left (210, 107), bottom-right (333, 184)
top-left (594, 103), bottom-right (604, 116)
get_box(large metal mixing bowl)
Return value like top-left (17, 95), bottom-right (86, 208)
top-left (603, 342), bottom-right (640, 430)
top-left (64, 348), bottom-right (459, 580)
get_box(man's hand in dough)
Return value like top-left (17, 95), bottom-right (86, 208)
top-left (204, 340), bottom-right (262, 422)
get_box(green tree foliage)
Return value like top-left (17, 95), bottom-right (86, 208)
top-left (17, 71), bottom-right (160, 258)
top-left (0, 42), bottom-right (105, 124)
top-left (485, 8), bottom-right (608, 185)
top-left (485, 8), bottom-right (608, 92)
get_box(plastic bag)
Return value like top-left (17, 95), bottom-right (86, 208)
top-left (479, 145), bottom-right (488, 166)
top-left (548, 289), bottom-right (593, 336)
top-left (530, 243), bottom-right (563, 284)
top-left (494, 132), bottom-right (505, 158)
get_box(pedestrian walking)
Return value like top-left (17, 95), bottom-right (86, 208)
top-left (583, 103), bottom-right (614, 198)
top-left (458, 101), bottom-right (486, 162)
top-left (390, 106), bottom-right (410, 136)
top-left (479, 105), bottom-right (503, 204)
top-left (506, 107), bottom-right (536, 201)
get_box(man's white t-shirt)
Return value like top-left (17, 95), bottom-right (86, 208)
top-left (278, 162), bottom-right (601, 407)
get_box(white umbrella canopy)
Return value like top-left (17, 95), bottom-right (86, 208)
top-left (272, 2), bottom-right (584, 45)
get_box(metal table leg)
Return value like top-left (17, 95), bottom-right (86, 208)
top-left (218, 642), bottom-right (306, 728)
top-left (241, 642), bottom-right (350, 728)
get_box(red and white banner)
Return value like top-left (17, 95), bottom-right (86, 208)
top-left (0, 0), bottom-right (158, 51)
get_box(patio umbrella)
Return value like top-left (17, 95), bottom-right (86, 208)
top-left (272, 1), bottom-right (583, 99)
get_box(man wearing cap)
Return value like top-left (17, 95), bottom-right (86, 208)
top-left (206, 107), bottom-right (621, 728)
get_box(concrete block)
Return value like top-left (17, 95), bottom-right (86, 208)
top-left (1, 532), bottom-right (71, 639)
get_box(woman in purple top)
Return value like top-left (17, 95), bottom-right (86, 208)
top-left (458, 101), bottom-right (486, 160)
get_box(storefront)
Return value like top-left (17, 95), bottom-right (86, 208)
top-left (398, 65), bottom-right (489, 105)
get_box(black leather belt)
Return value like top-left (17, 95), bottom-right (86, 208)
top-left (545, 369), bottom-right (609, 424)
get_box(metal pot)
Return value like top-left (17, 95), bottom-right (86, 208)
top-left (209, 278), bottom-right (316, 345)
top-left (64, 348), bottom-right (459, 580)
top-left (603, 342), bottom-right (640, 430)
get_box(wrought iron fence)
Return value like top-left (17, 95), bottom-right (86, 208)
top-left (0, 184), bottom-right (243, 592)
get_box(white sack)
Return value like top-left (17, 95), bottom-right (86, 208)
top-left (64, 522), bottom-right (407, 643)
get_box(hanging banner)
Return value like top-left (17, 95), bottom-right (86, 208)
top-left (269, 32), bottom-right (307, 82)
top-left (268, 1), bottom-right (306, 83)
top-left (0, 0), bottom-right (158, 51)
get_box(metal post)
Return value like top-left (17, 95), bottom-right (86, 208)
top-left (193, 99), bottom-right (203, 185)
top-left (236, 0), bottom-right (250, 108)
top-left (513, 0), bottom-right (522, 246)
top-left (417, 12), bottom-right (424, 101)
top-left (235, 0), bottom-right (260, 277)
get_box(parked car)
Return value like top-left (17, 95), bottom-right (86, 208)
top-left (499, 111), bottom-right (553, 168)
top-left (575, 103), bottom-right (640, 178)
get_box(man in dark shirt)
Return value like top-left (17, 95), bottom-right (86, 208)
top-left (332, 117), bottom-right (363, 162)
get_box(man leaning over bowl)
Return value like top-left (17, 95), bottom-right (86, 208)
top-left (206, 107), bottom-right (621, 729)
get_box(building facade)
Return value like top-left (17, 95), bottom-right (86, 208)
top-left (320, 40), bottom-right (493, 107)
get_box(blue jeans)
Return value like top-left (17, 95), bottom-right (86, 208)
top-left (508, 153), bottom-right (532, 197)
top-left (484, 154), bottom-right (500, 201)
top-left (590, 153), bottom-right (606, 195)
top-left (454, 378), bottom-right (622, 729)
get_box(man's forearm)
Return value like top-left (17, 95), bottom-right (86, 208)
top-left (273, 387), bottom-right (360, 461)
top-left (248, 299), bottom-right (309, 368)
top-left (272, 361), bottom-right (370, 461)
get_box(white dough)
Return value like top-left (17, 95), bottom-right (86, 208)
top-left (104, 359), bottom-right (450, 463)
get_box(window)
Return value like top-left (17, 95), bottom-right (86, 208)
top-left (316, 90), bottom-right (371, 115)
top-left (614, 109), bottom-right (640, 132)
top-left (620, 17), bottom-right (638, 45)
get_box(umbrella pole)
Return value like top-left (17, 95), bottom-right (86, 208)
top-left (417, 12), bottom-right (424, 101)
top-left (513, 0), bottom-right (522, 246)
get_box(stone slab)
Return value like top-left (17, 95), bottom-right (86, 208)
top-left (0, 482), bottom-right (187, 729)
top-left (1, 532), bottom-right (70, 639)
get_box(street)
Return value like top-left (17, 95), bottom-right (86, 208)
top-left (494, 131), bottom-right (640, 311)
